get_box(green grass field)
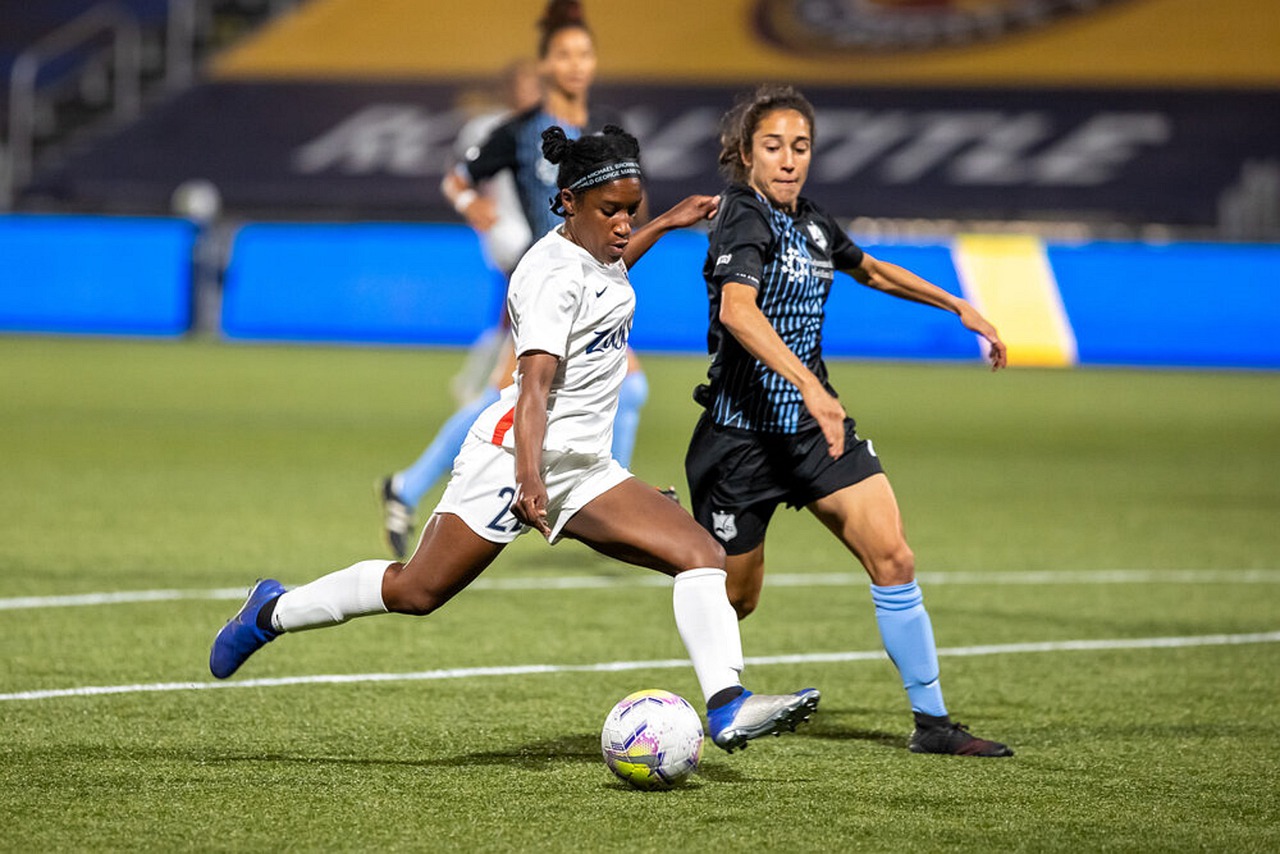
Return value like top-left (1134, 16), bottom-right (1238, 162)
top-left (2, 336), bottom-right (1278, 852)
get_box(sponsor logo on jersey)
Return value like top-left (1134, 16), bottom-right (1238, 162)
top-left (755, 0), bottom-right (1131, 53)
top-left (712, 511), bottom-right (738, 542)
top-left (716, 253), bottom-right (733, 267)
top-left (585, 320), bottom-right (632, 353)
top-left (779, 245), bottom-right (834, 282)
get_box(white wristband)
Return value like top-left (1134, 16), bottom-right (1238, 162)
top-left (453, 189), bottom-right (478, 214)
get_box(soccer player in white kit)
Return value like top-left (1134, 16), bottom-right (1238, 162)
top-left (210, 124), bottom-right (820, 754)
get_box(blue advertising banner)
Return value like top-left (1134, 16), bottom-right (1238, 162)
top-left (0, 214), bottom-right (194, 336)
top-left (28, 81), bottom-right (1280, 228)
top-left (221, 222), bottom-right (505, 345)
top-left (5, 214), bottom-right (1278, 368)
top-left (1050, 242), bottom-right (1280, 369)
top-left (214, 221), bottom-right (1280, 368)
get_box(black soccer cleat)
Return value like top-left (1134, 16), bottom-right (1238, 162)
top-left (908, 713), bottom-right (1014, 757)
top-left (377, 476), bottom-right (413, 560)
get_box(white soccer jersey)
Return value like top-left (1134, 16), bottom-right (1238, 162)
top-left (468, 226), bottom-right (634, 458)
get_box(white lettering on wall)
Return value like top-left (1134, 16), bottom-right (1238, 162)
top-left (292, 105), bottom-right (463, 177)
top-left (291, 103), bottom-right (1172, 189)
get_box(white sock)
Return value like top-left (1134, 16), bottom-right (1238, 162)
top-left (271, 560), bottom-right (390, 633)
top-left (672, 567), bottom-right (745, 704)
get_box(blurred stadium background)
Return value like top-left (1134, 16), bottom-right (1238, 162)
top-left (3, 6), bottom-right (1279, 849)
top-left (1, 0), bottom-right (1278, 366)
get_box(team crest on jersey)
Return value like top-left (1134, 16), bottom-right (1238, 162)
top-left (711, 511), bottom-right (738, 542)
top-left (805, 221), bottom-right (828, 251)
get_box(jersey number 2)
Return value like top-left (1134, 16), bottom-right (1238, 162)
top-left (486, 486), bottom-right (524, 534)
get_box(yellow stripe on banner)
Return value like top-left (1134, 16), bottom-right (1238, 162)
top-left (212, 0), bottom-right (1280, 87)
top-left (952, 235), bottom-right (1078, 368)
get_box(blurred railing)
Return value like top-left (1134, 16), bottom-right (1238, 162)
top-left (2, 0), bottom-right (304, 212)
top-left (3, 3), bottom-right (143, 211)
top-left (164, 0), bottom-right (199, 89)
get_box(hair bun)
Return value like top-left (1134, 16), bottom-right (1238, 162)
top-left (598, 125), bottom-right (640, 160)
top-left (539, 0), bottom-right (585, 32)
top-left (541, 126), bottom-right (572, 164)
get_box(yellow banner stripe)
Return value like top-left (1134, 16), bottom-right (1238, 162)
top-left (953, 235), bottom-right (1077, 368)
top-left (212, 0), bottom-right (1280, 88)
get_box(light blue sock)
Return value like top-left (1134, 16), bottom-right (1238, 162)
top-left (395, 386), bottom-right (500, 509)
top-left (870, 580), bottom-right (948, 717)
top-left (611, 370), bottom-right (648, 468)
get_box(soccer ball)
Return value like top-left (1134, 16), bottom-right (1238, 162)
top-left (600, 689), bottom-right (704, 790)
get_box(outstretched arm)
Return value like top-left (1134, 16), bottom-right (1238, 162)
top-left (851, 252), bottom-right (1008, 370)
top-left (511, 350), bottom-right (559, 537)
top-left (623, 194), bottom-right (720, 269)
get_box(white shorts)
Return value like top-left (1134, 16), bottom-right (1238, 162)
top-left (435, 434), bottom-right (633, 544)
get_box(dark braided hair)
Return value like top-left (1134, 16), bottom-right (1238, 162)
top-left (541, 125), bottom-right (642, 216)
top-left (717, 84), bottom-right (817, 185)
top-left (537, 0), bottom-right (591, 58)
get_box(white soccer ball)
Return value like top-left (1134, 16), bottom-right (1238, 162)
top-left (601, 689), bottom-right (704, 790)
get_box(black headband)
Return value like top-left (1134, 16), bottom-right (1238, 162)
top-left (566, 160), bottom-right (642, 192)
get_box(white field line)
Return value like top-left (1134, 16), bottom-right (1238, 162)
top-left (2, 630), bottom-right (1278, 704)
top-left (2, 568), bottom-right (1278, 612)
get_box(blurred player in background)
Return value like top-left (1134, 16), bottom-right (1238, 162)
top-left (213, 126), bottom-right (820, 753)
top-left (380, 0), bottom-right (657, 559)
top-left (446, 57), bottom-right (541, 406)
top-left (375, 59), bottom-right (538, 558)
top-left (687, 84), bottom-right (1014, 757)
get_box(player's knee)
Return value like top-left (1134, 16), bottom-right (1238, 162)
top-left (382, 571), bottom-right (445, 617)
top-left (387, 590), bottom-right (445, 617)
top-left (683, 533), bottom-right (726, 572)
top-left (871, 542), bottom-right (915, 586)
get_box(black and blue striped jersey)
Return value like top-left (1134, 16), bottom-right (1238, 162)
top-left (463, 105), bottom-right (622, 249)
top-left (700, 183), bottom-right (865, 434)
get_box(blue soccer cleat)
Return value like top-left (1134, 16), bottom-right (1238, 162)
top-left (209, 579), bottom-right (285, 679)
top-left (707, 688), bottom-right (821, 753)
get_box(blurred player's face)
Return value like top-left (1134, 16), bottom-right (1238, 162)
top-left (743, 109), bottom-right (812, 213)
top-left (541, 27), bottom-right (596, 100)
top-left (561, 177), bottom-right (642, 264)
top-left (507, 62), bottom-right (542, 112)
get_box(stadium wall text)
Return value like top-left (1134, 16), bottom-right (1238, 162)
top-left (1, 215), bottom-right (1278, 370)
top-left (30, 83), bottom-right (1280, 230)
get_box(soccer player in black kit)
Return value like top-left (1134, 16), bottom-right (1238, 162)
top-left (686, 85), bottom-right (1014, 756)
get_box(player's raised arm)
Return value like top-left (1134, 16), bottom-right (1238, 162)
top-left (850, 251), bottom-right (1008, 370)
top-left (623, 194), bottom-right (720, 269)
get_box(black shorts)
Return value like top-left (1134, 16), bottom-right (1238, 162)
top-left (684, 413), bottom-right (884, 555)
